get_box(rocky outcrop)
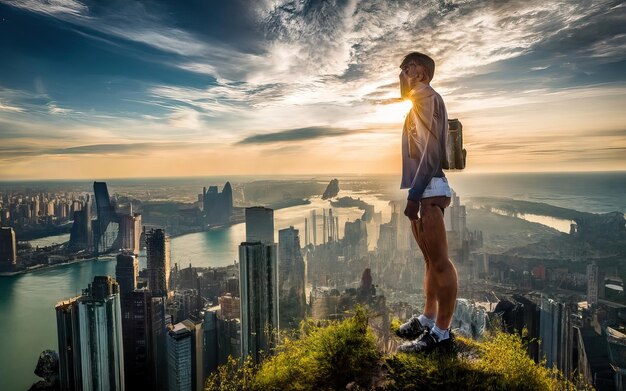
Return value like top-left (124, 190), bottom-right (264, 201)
top-left (322, 179), bottom-right (340, 199)
top-left (28, 350), bottom-right (59, 391)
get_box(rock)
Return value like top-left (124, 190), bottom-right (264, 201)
top-left (322, 179), bottom-right (340, 199)
top-left (29, 350), bottom-right (59, 391)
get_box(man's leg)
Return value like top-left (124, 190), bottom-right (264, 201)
top-left (411, 219), bottom-right (437, 320)
top-left (419, 197), bottom-right (457, 330)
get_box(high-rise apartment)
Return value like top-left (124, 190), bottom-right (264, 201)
top-left (167, 322), bottom-right (193, 391)
top-left (587, 262), bottom-right (599, 306)
top-left (239, 241), bottom-right (278, 363)
top-left (278, 227), bottom-right (306, 328)
top-left (0, 226), bottom-right (17, 269)
top-left (116, 252), bottom-right (138, 295)
top-left (245, 207), bottom-right (274, 243)
top-left (56, 276), bottom-right (125, 390)
top-left (146, 228), bottom-right (170, 297)
top-left (120, 212), bottom-right (142, 255)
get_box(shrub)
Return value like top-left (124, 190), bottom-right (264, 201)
top-left (253, 306), bottom-right (379, 390)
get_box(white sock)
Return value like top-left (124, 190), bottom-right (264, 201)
top-left (431, 325), bottom-right (450, 341)
top-left (417, 314), bottom-right (435, 329)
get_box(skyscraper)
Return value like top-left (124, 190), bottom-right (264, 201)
top-left (202, 311), bottom-right (218, 377)
top-left (181, 318), bottom-right (205, 391)
top-left (93, 182), bottom-right (122, 254)
top-left (167, 323), bottom-right (193, 391)
top-left (120, 212), bottom-right (142, 255)
top-left (56, 276), bottom-right (125, 390)
top-left (245, 207), bottom-right (274, 243)
top-left (116, 252), bottom-right (138, 295)
top-left (56, 297), bottom-right (81, 390)
top-left (239, 241), bottom-right (278, 363)
top-left (150, 296), bottom-right (168, 391)
top-left (146, 228), bottom-right (170, 297)
top-left (0, 226), bottom-right (17, 269)
top-left (122, 289), bottom-right (158, 390)
top-left (587, 262), bottom-right (599, 306)
top-left (201, 182), bottom-right (233, 225)
top-left (278, 227), bottom-right (306, 328)
top-left (68, 196), bottom-right (93, 253)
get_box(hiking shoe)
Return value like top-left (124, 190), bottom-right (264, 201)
top-left (398, 330), bottom-right (455, 355)
top-left (395, 315), bottom-right (429, 340)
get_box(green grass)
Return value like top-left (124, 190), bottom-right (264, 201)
top-left (206, 310), bottom-right (588, 391)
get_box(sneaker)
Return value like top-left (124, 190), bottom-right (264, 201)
top-left (398, 330), bottom-right (455, 354)
top-left (395, 315), bottom-right (429, 340)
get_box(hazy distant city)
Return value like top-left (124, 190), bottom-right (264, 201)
top-left (0, 173), bottom-right (625, 390)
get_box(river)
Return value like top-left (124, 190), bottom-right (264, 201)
top-left (0, 193), bottom-right (389, 390)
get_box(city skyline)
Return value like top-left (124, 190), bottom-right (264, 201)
top-left (1, 0), bottom-right (625, 179)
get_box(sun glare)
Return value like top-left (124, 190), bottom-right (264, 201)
top-left (369, 99), bottom-right (413, 123)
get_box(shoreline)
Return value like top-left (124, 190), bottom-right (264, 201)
top-left (0, 255), bottom-right (116, 277)
top-left (3, 219), bottom-right (247, 277)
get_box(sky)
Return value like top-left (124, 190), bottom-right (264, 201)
top-left (0, 0), bottom-right (625, 180)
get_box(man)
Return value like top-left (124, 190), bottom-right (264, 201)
top-left (396, 52), bottom-right (458, 354)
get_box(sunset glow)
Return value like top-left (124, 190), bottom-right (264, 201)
top-left (0, 0), bottom-right (624, 179)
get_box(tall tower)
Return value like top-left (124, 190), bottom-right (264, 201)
top-left (310, 210), bottom-right (318, 246)
top-left (167, 323), bottom-right (193, 391)
top-left (587, 262), bottom-right (599, 306)
top-left (146, 228), bottom-right (170, 297)
top-left (239, 242), bottom-right (278, 363)
top-left (181, 319), bottom-right (205, 391)
top-left (56, 276), bottom-right (125, 390)
top-left (278, 227), bottom-right (306, 328)
top-left (56, 297), bottom-right (81, 390)
top-left (0, 226), bottom-right (17, 269)
top-left (222, 182), bottom-right (233, 221)
top-left (121, 289), bottom-right (160, 390)
top-left (93, 182), bottom-right (121, 254)
top-left (120, 213), bottom-right (142, 255)
top-left (116, 252), bottom-right (138, 295)
top-left (68, 196), bottom-right (93, 253)
top-left (245, 207), bottom-right (274, 243)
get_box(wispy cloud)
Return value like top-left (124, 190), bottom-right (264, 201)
top-left (0, 101), bottom-right (24, 112)
top-left (3, 0), bottom-right (87, 16)
top-left (47, 102), bottom-right (71, 115)
top-left (1, 0), bottom-right (624, 177)
top-left (0, 141), bottom-right (213, 160)
top-left (238, 126), bottom-right (362, 144)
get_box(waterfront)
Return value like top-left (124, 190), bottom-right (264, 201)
top-left (0, 193), bottom-right (387, 390)
top-left (2, 172), bottom-right (625, 389)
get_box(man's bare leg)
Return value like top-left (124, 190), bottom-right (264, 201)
top-left (411, 219), bottom-right (437, 319)
top-left (419, 198), bottom-right (457, 330)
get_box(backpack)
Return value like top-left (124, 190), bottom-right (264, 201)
top-left (444, 118), bottom-right (467, 170)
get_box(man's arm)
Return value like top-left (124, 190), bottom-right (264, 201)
top-left (404, 131), bottom-right (441, 219)
top-left (407, 128), bottom-right (440, 203)
top-left (404, 99), bottom-right (445, 219)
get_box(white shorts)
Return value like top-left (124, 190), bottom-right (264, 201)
top-left (422, 177), bottom-right (452, 199)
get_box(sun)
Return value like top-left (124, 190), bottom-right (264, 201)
top-left (368, 99), bottom-right (414, 124)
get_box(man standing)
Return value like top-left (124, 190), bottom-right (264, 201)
top-left (396, 52), bottom-right (458, 354)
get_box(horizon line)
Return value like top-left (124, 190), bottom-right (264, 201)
top-left (1, 168), bottom-right (626, 183)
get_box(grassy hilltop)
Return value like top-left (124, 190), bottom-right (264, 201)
top-left (205, 309), bottom-right (586, 391)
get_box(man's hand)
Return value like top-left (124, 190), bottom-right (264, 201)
top-left (404, 199), bottom-right (420, 220)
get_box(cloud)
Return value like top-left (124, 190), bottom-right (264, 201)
top-left (1, 0), bottom-right (625, 176)
top-left (237, 126), bottom-right (362, 144)
top-left (0, 141), bottom-right (215, 161)
top-left (0, 101), bottom-right (24, 112)
top-left (3, 0), bottom-right (87, 16)
top-left (168, 107), bottom-right (201, 129)
top-left (47, 102), bottom-right (71, 114)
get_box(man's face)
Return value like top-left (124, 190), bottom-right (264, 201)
top-left (401, 62), bottom-right (421, 80)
